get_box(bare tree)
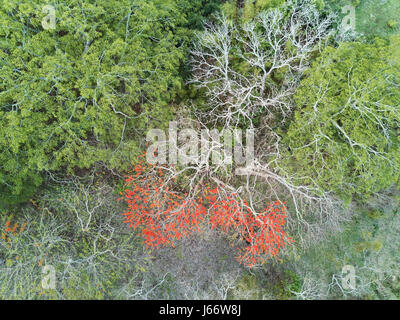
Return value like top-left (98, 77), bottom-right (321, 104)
top-left (189, 1), bottom-right (335, 127)
top-left (136, 1), bottom-right (349, 268)
top-left (187, 0), bottom-right (347, 250)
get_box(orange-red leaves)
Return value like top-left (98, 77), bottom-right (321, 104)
top-left (121, 156), bottom-right (293, 268)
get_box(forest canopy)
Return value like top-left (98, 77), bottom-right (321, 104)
top-left (0, 0), bottom-right (210, 204)
top-left (0, 0), bottom-right (399, 301)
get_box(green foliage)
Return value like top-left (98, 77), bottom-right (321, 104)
top-left (0, 0), bottom-right (190, 204)
top-left (354, 240), bottom-right (382, 253)
top-left (312, 0), bottom-right (325, 11)
top-left (268, 269), bottom-right (302, 299)
top-left (231, 272), bottom-right (264, 299)
top-left (350, 0), bottom-right (360, 8)
top-left (222, 0), bottom-right (286, 21)
top-left (242, 0), bottom-right (286, 21)
top-left (221, 1), bottom-right (238, 21)
top-left (177, 0), bottom-right (222, 29)
top-left (284, 37), bottom-right (400, 200)
top-left (364, 209), bottom-right (384, 220)
top-left (280, 269), bottom-right (302, 298)
top-left (388, 20), bottom-right (398, 29)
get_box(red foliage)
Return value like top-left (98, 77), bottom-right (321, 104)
top-left (120, 153), bottom-right (293, 267)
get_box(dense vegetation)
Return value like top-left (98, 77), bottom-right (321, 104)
top-left (284, 38), bottom-right (400, 200)
top-left (0, 0), bottom-right (399, 300)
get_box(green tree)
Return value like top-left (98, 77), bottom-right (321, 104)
top-left (0, 0), bottom-right (190, 204)
top-left (283, 36), bottom-right (400, 201)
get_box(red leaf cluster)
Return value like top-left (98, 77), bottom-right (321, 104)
top-left (120, 154), bottom-right (293, 267)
